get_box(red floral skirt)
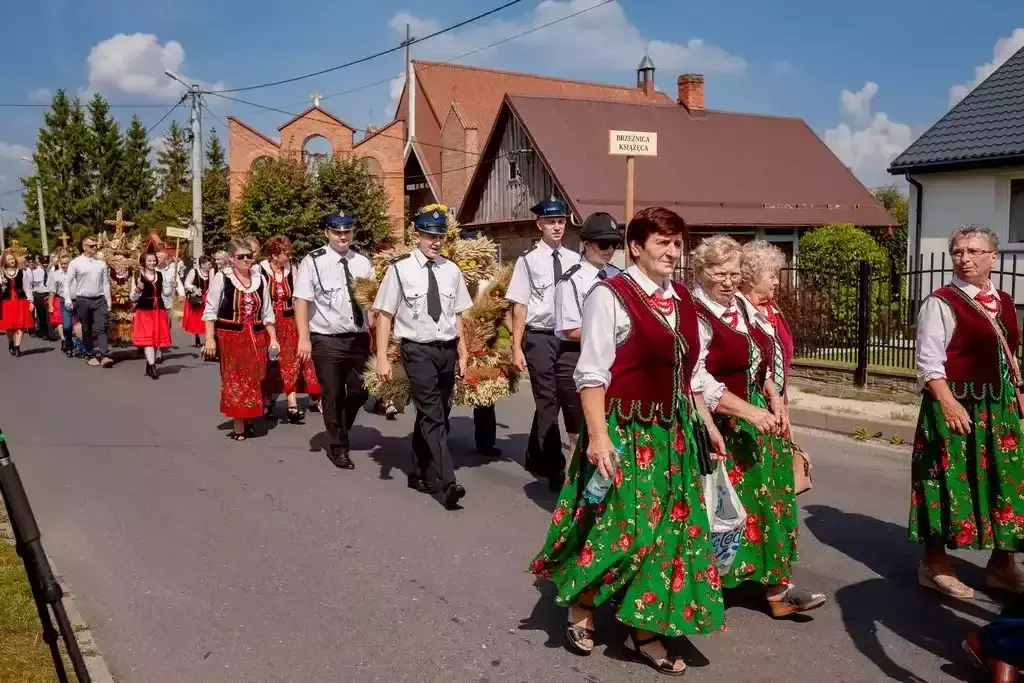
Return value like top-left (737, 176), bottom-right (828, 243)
top-left (0, 298), bottom-right (33, 331)
top-left (133, 308), bottom-right (173, 348)
top-left (50, 296), bottom-right (64, 325)
top-left (217, 326), bottom-right (269, 419)
top-left (263, 314), bottom-right (321, 396)
top-left (181, 297), bottom-right (206, 335)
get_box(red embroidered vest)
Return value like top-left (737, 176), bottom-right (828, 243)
top-left (931, 285), bottom-right (1018, 401)
top-left (770, 307), bottom-right (794, 396)
top-left (697, 301), bottom-right (770, 401)
top-left (603, 275), bottom-right (699, 424)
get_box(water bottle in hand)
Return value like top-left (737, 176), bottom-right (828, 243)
top-left (583, 449), bottom-right (621, 504)
top-left (268, 345), bottom-right (280, 362)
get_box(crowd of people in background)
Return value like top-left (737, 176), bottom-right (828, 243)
top-left (2, 207), bottom-right (1023, 679)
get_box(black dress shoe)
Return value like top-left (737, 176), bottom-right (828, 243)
top-left (407, 474), bottom-right (437, 494)
top-left (477, 445), bottom-right (502, 458)
top-left (327, 446), bottom-right (354, 470)
top-left (443, 482), bottom-right (466, 509)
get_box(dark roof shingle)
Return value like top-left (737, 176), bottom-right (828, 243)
top-left (463, 95), bottom-right (895, 229)
top-left (889, 45), bottom-right (1024, 172)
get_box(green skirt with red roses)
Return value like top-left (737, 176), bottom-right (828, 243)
top-left (714, 390), bottom-right (799, 589)
top-left (529, 400), bottom-right (725, 636)
top-left (908, 371), bottom-right (1024, 551)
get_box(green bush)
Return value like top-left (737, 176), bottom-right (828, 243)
top-left (795, 224), bottom-right (891, 347)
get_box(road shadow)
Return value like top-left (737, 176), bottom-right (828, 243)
top-left (19, 346), bottom-right (54, 356)
top-left (805, 504), bottom-right (996, 682)
top-left (215, 417), bottom-right (279, 438)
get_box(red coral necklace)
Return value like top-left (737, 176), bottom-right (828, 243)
top-left (646, 291), bottom-right (675, 315)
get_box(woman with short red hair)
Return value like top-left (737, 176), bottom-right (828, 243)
top-left (531, 207), bottom-right (725, 676)
top-left (260, 235), bottom-right (321, 423)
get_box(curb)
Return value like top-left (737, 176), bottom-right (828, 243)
top-left (0, 503), bottom-right (117, 683)
top-left (789, 407), bottom-right (916, 444)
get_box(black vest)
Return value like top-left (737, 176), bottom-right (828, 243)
top-left (135, 273), bottom-right (166, 311)
top-left (4, 270), bottom-right (27, 300)
top-left (215, 274), bottom-right (266, 332)
top-left (190, 269), bottom-right (211, 296)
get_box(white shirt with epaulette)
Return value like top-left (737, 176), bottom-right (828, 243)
top-left (505, 240), bottom-right (581, 330)
top-left (293, 246), bottom-right (372, 335)
top-left (372, 248), bottom-right (472, 343)
top-left (554, 261), bottom-right (621, 341)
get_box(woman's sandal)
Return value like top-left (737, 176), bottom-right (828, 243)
top-left (286, 407), bottom-right (305, 425)
top-left (626, 632), bottom-right (686, 676)
top-left (228, 432), bottom-right (246, 441)
top-left (564, 606), bottom-right (596, 656)
top-left (767, 585), bottom-right (827, 618)
top-left (918, 563), bottom-right (974, 600)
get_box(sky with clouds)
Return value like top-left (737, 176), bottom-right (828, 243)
top-left (1, 0), bottom-right (1023, 222)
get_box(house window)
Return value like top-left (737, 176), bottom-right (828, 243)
top-left (1011, 179), bottom-right (1024, 243)
top-left (508, 158), bottom-right (521, 183)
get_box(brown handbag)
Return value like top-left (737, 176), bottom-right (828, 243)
top-left (792, 443), bottom-right (813, 495)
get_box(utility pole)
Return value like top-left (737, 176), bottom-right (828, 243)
top-left (36, 180), bottom-right (48, 257)
top-left (403, 23), bottom-right (416, 147)
top-left (0, 205), bottom-right (5, 252)
top-left (165, 72), bottom-right (204, 261)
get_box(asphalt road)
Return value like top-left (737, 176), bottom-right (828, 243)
top-left (0, 331), bottom-right (1007, 683)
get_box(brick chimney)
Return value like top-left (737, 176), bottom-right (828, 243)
top-left (677, 74), bottom-right (705, 112)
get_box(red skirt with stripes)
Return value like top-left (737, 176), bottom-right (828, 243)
top-left (133, 309), bottom-right (173, 348)
top-left (50, 296), bottom-right (64, 325)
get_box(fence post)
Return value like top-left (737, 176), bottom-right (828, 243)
top-left (854, 259), bottom-right (870, 388)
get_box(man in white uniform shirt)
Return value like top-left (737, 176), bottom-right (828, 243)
top-left (553, 212), bottom-right (622, 459)
top-left (373, 208), bottom-right (472, 510)
top-left (26, 255), bottom-right (51, 339)
top-left (506, 196), bottom-right (581, 491)
top-left (64, 235), bottom-right (114, 367)
top-left (295, 212), bottom-right (373, 471)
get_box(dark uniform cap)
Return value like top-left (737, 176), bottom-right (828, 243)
top-left (530, 196), bottom-right (568, 218)
top-left (322, 211), bottom-right (355, 231)
top-left (580, 212), bottom-right (622, 242)
top-left (414, 209), bottom-right (448, 235)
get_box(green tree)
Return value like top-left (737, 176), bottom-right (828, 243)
top-left (86, 93), bottom-right (124, 228)
top-left (872, 185), bottom-right (910, 268)
top-left (119, 115), bottom-right (156, 223)
top-left (156, 121), bottom-right (190, 194)
top-left (238, 157), bottom-right (319, 253)
top-left (313, 156), bottom-right (391, 254)
top-left (202, 129), bottom-right (231, 253)
top-left (21, 90), bottom-right (93, 249)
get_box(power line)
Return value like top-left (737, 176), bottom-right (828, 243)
top-left (0, 103), bottom-right (173, 108)
top-left (144, 95), bottom-right (188, 142)
top-left (207, 0), bottom-right (525, 94)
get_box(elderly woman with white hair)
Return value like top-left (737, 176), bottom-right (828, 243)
top-left (911, 224), bottom-right (1024, 600)
top-left (691, 235), bottom-right (825, 618)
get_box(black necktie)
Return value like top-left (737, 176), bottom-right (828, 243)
top-left (341, 257), bottom-right (364, 327)
top-left (426, 261), bottom-right (442, 323)
top-left (597, 270), bottom-right (607, 281)
top-left (552, 249), bottom-right (562, 281)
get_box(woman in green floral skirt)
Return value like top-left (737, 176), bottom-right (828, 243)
top-left (910, 224), bottom-right (1024, 600)
top-left (530, 208), bottom-right (725, 676)
top-left (692, 235), bottom-right (826, 618)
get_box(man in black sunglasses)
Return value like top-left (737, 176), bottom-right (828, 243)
top-left (552, 212), bottom-right (622, 460)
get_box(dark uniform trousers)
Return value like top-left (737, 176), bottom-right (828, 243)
top-left (524, 329), bottom-right (564, 476)
top-left (33, 292), bottom-right (50, 337)
top-left (554, 340), bottom-right (583, 436)
top-left (473, 405), bottom-right (497, 451)
top-left (400, 339), bottom-right (458, 487)
top-left (310, 332), bottom-right (370, 450)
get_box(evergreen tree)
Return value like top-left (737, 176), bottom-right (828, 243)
top-left (872, 185), bottom-right (909, 268)
top-left (156, 121), bottom-right (190, 194)
top-left (86, 93), bottom-right (123, 228)
top-left (202, 129), bottom-right (231, 253)
top-left (119, 115), bottom-right (156, 222)
top-left (23, 90), bottom-right (93, 248)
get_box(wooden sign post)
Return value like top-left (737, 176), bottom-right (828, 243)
top-left (164, 225), bottom-right (191, 313)
top-left (608, 130), bottom-right (658, 266)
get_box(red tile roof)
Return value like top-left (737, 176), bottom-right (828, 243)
top-left (462, 94), bottom-right (896, 229)
top-left (394, 60), bottom-right (669, 186)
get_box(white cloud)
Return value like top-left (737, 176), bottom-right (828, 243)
top-left (949, 28), bottom-right (1024, 107)
top-left (824, 83), bottom-right (914, 188)
top-left (26, 88), bottom-right (52, 104)
top-left (0, 142), bottom-right (32, 161)
top-left (390, 0), bottom-right (746, 80)
top-left (840, 81), bottom-right (878, 124)
top-left (85, 33), bottom-right (223, 101)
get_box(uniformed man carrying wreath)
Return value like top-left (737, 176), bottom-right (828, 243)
top-left (553, 212), bottom-right (622, 458)
top-left (373, 208), bottom-right (473, 510)
top-left (295, 212), bottom-right (373, 470)
top-left (507, 196), bottom-right (581, 490)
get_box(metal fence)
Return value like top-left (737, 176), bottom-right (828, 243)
top-left (676, 252), bottom-right (1024, 387)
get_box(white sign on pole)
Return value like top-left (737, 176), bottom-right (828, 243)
top-left (165, 226), bottom-right (190, 239)
top-left (608, 130), bottom-right (658, 157)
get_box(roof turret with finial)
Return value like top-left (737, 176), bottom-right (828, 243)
top-left (637, 52), bottom-right (656, 94)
